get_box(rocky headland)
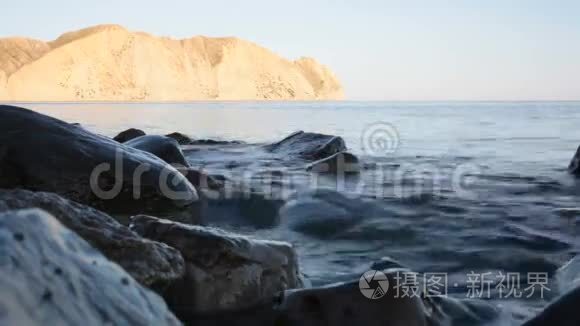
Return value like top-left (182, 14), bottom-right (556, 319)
top-left (0, 25), bottom-right (343, 101)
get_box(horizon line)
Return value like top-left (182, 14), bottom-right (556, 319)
top-left (2, 99), bottom-right (580, 104)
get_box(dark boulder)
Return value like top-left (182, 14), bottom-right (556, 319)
top-left (166, 132), bottom-right (194, 145)
top-left (0, 105), bottom-right (198, 214)
top-left (129, 215), bottom-right (304, 314)
top-left (113, 128), bottom-right (146, 143)
top-left (276, 280), bottom-right (427, 326)
top-left (0, 208), bottom-right (181, 325)
top-left (523, 255), bottom-right (580, 325)
top-left (523, 286), bottom-right (580, 326)
top-left (264, 131), bottom-right (347, 161)
top-left (126, 135), bottom-right (189, 167)
top-left (0, 188), bottom-right (185, 286)
top-left (568, 145), bottom-right (580, 176)
top-left (183, 277), bottom-right (427, 326)
top-left (306, 151), bottom-right (360, 174)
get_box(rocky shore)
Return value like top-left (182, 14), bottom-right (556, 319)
top-left (1, 104), bottom-right (579, 325)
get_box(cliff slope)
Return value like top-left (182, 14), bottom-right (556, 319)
top-left (0, 25), bottom-right (343, 101)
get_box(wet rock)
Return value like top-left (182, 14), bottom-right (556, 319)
top-left (166, 132), bottom-right (194, 145)
top-left (184, 267), bottom-right (499, 326)
top-left (180, 280), bottom-right (428, 326)
top-left (0, 188), bottom-right (185, 286)
top-left (113, 127), bottom-right (146, 143)
top-left (189, 139), bottom-right (244, 145)
top-left (523, 256), bottom-right (580, 325)
top-left (523, 285), bottom-right (580, 326)
top-left (129, 215), bottom-right (303, 315)
top-left (280, 190), bottom-right (366, 238)
top-left (424, 295), bottom-right (500, 326)
top-left (370, 256), bottom-right (408, 271)
top-left (306, 151), bottom-right (360, 174)
top-left (182, 168), bottom-right (224, 191)
top-left (126, 135), bottom-right (189, 167)
top-left (275, 280), bottom-right (428, 326)
top-left (264, 131), bottom-right (347, 160)
top-left (554, 207), bottom-right (580, 219)
top-left (0, 208), bottom-right (181, 325)
top-left (0, 105), bottom-right (198, 213)
top-left (569, 146), bottom-right (580, 176)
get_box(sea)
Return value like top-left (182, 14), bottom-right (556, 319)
top-left (22, 101), bottom-right (580, 325)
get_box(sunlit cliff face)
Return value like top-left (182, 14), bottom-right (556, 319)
top-left (0, 25), bottom-right (344, 101)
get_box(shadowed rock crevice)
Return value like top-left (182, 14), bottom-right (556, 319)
top-left (0, 188), bottom-right (185, 287)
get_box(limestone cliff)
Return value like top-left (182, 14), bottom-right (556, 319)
top-left (0, 25), bottom-right (343, 101)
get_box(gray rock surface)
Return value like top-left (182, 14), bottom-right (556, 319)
top-left (522, 286), bottom-right (580, 326)
top-left (113, 127), bottom-right (146, 143)
top-left (126, 135), bottom-right (190, 167)
top-left (129, 215), bottom-right (303, 314)
top-left (185, 277), bottom-right (428, 326)
top-left (0, 208), bottom-right (181, 325)
top-left (264, 131), bottom-right (347, 160)
top-left (279, 189), bottom-right (366, 238)
top-left (278, 280), bottom-right (428, 326)
top-left (0, 105), bottom-right (198, 213)
top-left (0, 188), bottom-right (185, 286)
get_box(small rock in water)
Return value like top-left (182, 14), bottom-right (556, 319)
top-left (554, 207), bottom-right (580, 218)
top-left (189, 139), bottom-right (243, 145)
top-left (370, 256), bottom-right (407, 271)
top-left (0, 208), bottom-right (180, 326)
top-left (165, 132), bottom-right (194, 145)
top-left (113, 128), bottom-right (146, 143)
top-left (129, 215), bottom-right (304, 316)
top-left (125, 135), bottom-right (189, 167)
top-left (264, 131), bottom-right (347, 160)
top-left (280, 190), bottom-right (366, 238)
top-left (306, 151), bottom-right (360, 174)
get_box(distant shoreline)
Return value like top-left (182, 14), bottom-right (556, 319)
top-left (2, 100), bottom-right (579, 104)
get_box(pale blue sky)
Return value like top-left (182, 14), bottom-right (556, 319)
top-left (2, 0), bottom-right (579, 100)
